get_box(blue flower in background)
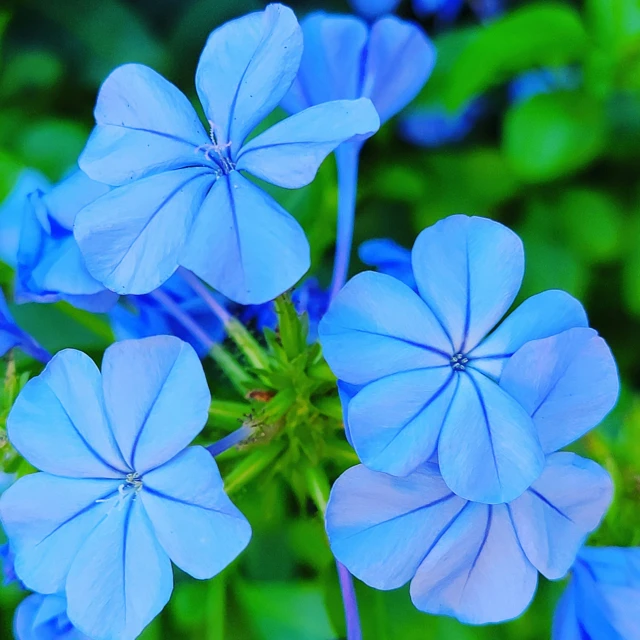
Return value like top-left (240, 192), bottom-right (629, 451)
top-left (0, 336), bottom-right (251, 640)
top-left (553, 547), bottom-right (640, 640)
top-left (0, 170), bottom-right (50, 269)
top-left (349, 0), bottom-right (401, 21)
top-left (110, 274), bottom-right (226, 358)
top-left (348, 0), bottom-right (502, 22)
top-left (320, 215), bottom-right (597, 503)
top-left (399, 99), bottom-right (484, 147)
top-left (16, 170), bottom-right (118, 314)
top-left (76, 4), bottom-right (379, 305)
top-left (358, 238), bottom-right (416, 290)
top-left (413, 0), bottom-right (464, 22)
top-left (0, 290), bottom-right (49, 362)
top-left (326, 328), bottom-right (617, 624)
top-left (14, 593), bottom-right (89, 640)
top-left (509, 67), bottom-right (582, 104)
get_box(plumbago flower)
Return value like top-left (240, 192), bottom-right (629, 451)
top-left (319, 214), bottom-right (593, 503)
top-left (349, 0), bottom-right (502, 22)
top-left (326, 327), bottom-right (618, 623)
top-left (0, 169), bottom-right (49, 268)
top-left (358, 238), bottom-right (416, 290)
top-left (0, 290), bottom-right (49, 363)
top-left (15, 593), bottom-right (89, 640)
top-left (553, 547), bottom-right (640, 640)
top-left (0, 336), bottom-right (251, 640)
top-left (75, 3), bottom-right (380, 305)
top-left (281, 11), bottom-right (435, 297)
top-left (16, 170), bottom-right (118, 313)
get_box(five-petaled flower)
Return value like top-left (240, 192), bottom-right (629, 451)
top-left (553, 546), bottom-right (640, 639)
top-left (0, 336), bottom-right (251, 640)
top-left (320, 214), bottom-right (597, 503)
top-left (75, 3), bottom-right (380, 305)
top-left (326, 327), bottom-right (618, 623)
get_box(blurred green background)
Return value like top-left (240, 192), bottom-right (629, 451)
top-left (0, 0), bottom-right (639, 638)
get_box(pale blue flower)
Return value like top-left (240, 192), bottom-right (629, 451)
top-left (327, 328), bottom-right (617, 624)
top-left (76, 4), bottom-right (379, 305)
top-left (0, 336), bottom-right (251, 640)
top-left (14, 593), bottom-right (89, 640)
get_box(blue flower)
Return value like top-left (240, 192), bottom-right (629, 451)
top-left (75, 4), bottom-right (379, 305)
top-left (553, 547), bottom-right (640, 640)
top-left (14, 592), bottom-right (89, 640)
top-left (110, 274), bottom-right (226, 358)
top-left (508, 67), bottom-right (582, 104)
top-left (282, 12), bottom-right (435, 128)
top-left (358, 238), bottom-right (416, 290)
top-left (349, 0), bottom-right (401, 21)
top-left (16, 170), bottom-right (118, 313)
top-left (0, 336), bottom-right (251, 640)
top-left (320, 214), bottom-right (595, 503)
top-left (399, 99), bottom-right (484, 147)
top-left (0, 290), bottom-right (50, 362)
top-left (0, 169), bottom-right (50, 268)
top-left (413, 0), bottom-right (464, 22)
top-left (326, 327), bottom-right (618, 624)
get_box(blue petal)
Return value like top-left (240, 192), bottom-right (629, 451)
top-left (79, 64), bottom-right (209, 186)
top-left (470, 290), bottom-right (588, 378)
top-left (8, 350), bottom-right (127, 478)
top-left (0, 473), bottom-right (119, 594)
top-left (362, 17), bottom-right (436, 124)
top-left (0, 291), bottom-right (49, 362)
top-left (348, 368), bottom-right (455, 475)
top-left (195, 4), bottom-right (302, 156)
top-left (237, 99), bottom-right (379, 188)
top-left (14, 593), bottom-right (88, 640)
top-left (509, 452), bottom-right (613, 579)
top-left (0, 169), bottom-right (50, 267)
top-left (141, 446), bottom-right (251, 579)
top-left (499, 328), bottom-right (619, 453)
top-left (412, 215), bottom-right (525, 353)
top-left (438, 369), bottom-right (544, 503)
top-left (180, 172), bottom-right (310, 305)
top-left (410, 503), bottom-right (538, 624)
top-left (66, 496), bottom-right (173, 640)
top-left (358, 238), bottom-right (416, 290)
top-left (551, 583), bottom-right (583, 640)
top-left (101, 336), bottom-right (210, 474)
top-left (413, 0), bottom-right (465, 21)
top-left (74, 167), bottom-right (214, 295)
top-left (349, 0), bottom-right (401, 20)
top-left (282, 13), bottom-right (369, 113)
top-left (326, 464), bottom-right (466, 590)
top-left (319, 271), bottom-right (450, 384)
top-left (337, 381), bottom-right (361, 446)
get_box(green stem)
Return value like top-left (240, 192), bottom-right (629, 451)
top-left (208, 344), bottom-right (254, 396)
top-left (226, 318), bottom-right (270, 371)
top-left (224, 444), bottom-right (283, 495)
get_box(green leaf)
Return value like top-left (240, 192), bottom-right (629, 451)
top-left (0, 51), bottom-right (64, 99)
top-left (445, 3), bottom-right (588, 109)
top-left (503, 91), bottom-right (606, 182)
top-left (274, 294), bottom-right (306, 361)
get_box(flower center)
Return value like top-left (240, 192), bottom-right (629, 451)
top-left (450, 353), bottom-right (469, 371)
top-left (194, 119), bottom-right (235, 175)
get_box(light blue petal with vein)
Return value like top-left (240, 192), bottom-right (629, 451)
top-left (499, 328), bottom-right (619, 453)
top-left (438, 368), bottom-right (544, 504)
top-left (319, 271), bottom-right (451, 384)
top-left (470, 290), bottom-right (588, 378)
top-left (362, 16), bottom-right (436, 124)
top-left (66, 497), bottom-right (173, 640)
top-left (412, 214), bottom-right (525, 354)
top-left (509, 452), bottom-right (613, 579)
top-left (74, 168), bottom-right (214, 295)
top-left (326, 464), bottom-right (466, 590)
top-left (7, 350), bottom-right (127, 478)
top-left (0, 473), bottom-right (119, 594)
top-left (552, 583), bottom-right (584, 640)
top-left (348, 368), bottom-right (455, 475)
top-left (410, 502), bottom-right (538, 624)
top-left (141, 446), bottom-right (251, 579)
top-left (180, 172), bottom-right (310, 305)
top-left (195, 4), bottom-right (302, 155)
top-left (79, 64), bottom-right (208, 186)
top-left (237, 98), bottom-right (379, 189)
top-left (101, 336), bottom-right (210, 474)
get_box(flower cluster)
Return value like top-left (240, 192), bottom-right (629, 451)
top-left (0, 2), bottom-right (632, 639)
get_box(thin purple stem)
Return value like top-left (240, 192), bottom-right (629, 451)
top-left (178, 267), bottom-right (232, 326)
top-left (329, 142), bottom-right (362, 302)
top-left (148, 289), bottom-right (215, 351)
top-left (207, 424), bottom-right (253, 456)
top-left (336, 561), bottom-right (362, 640)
